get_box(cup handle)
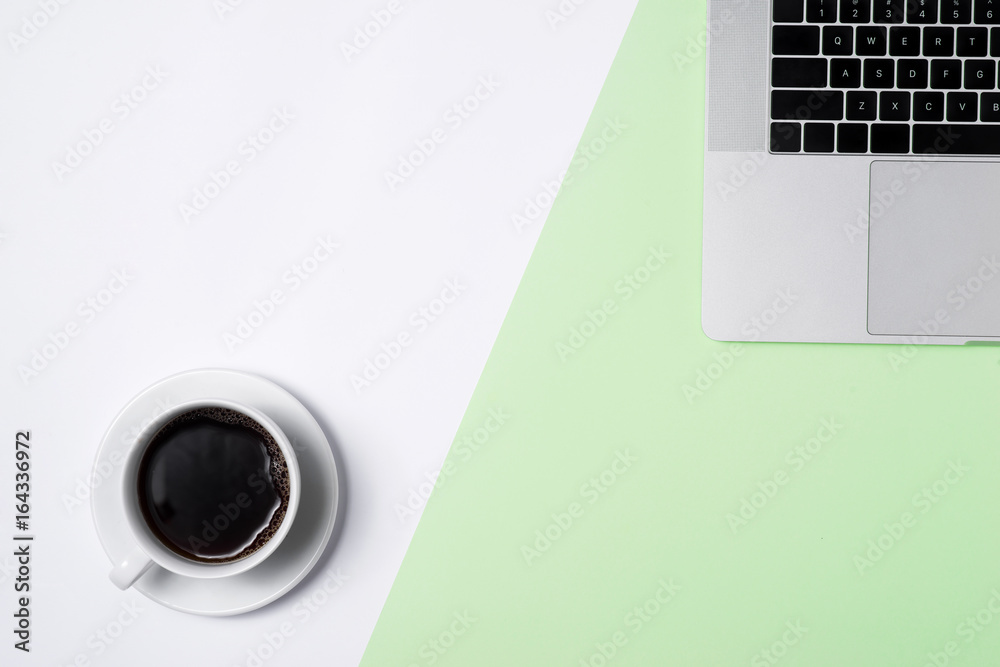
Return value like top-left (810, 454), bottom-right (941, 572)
top-left (109, 547), bottom-right (153, 590)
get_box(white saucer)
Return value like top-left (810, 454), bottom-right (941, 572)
top-left (91, 369), bottom-right (340, 616)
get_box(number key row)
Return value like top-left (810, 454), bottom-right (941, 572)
top-left (774, 0), bottom-right (1000, 25)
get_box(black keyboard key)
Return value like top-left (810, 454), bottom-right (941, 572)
top-left (823, 26), bottom-right (854, 54)
top-left (831, 58), bottom-right (863, 86)
top-left (942, 0), bottom-right (973, 23)
top-left (931, 59), bottom-right (963, 87)
top-left (771, 90), bottom-right (845, 119)
top-left (773, 26), bottom-right (821, 54)
top-left (864, 58), bottom-right (896, 87)
top-left (841, 0), bottom-right (873, 21)
top-left (982, 93), bottom-right (1000, 119)
top-left (965, 59), bottom-right (997, 88)
top-left (889, 27), bottom-right (921, 54)
top-left (847, 90), bottom-right (879, 118)
top-left (857, 26), bottom-right (889, 54)
top-left (806, 0), bottom-right (838, 21)
top-left (804, 122), bottom-right (836, 151)
top-left (771, 122), bottom-right (803, 151)
top-left (897, 59), bottom-right (929, 87)
top-left (994, 27), bottom-right (1000, 55)
top-left (880, 91), bottom-right (912, 119)
top-left (774, 0), bottom-right (805, 21)
top-left (924, 27), bottom-right (955, 55)
top-left (956, 27), bottom-right (989, 55)
top-left (906, 0), bottom-right (938, 22)
top-left (873, 0), bottom-right (906, 21)
top-left (947, 92), bottom-right (978, 120)
top-left (871, 124), bottom-right (910, 152)
top-left (976, 0), bottom-right (1000, 23)
top-left (914, 91), bottom-right (945, 119)
top-left (772, 58), bottom-right (828, 87)
top-left (912, 124), bottom-right (1000, 153)
top-left (837, 123), bottom-right (869, 152)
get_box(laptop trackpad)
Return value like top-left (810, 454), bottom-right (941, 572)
top-left (868, 161), bottom-right (1000, 338)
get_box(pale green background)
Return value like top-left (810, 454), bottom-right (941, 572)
top-left (362, 2), bottom-right (1000, 664)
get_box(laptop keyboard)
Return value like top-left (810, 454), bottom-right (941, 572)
top-left (770, 0), bottom-right (1000, 154)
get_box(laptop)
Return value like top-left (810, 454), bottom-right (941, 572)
top-left (702, 0), bottom-right (1000, 344)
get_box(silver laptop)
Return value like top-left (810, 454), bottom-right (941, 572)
top-left (703, 0), bottom-right (1000, 344)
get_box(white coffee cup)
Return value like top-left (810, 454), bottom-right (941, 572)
top-left (109, 398), bottom-right (300, 590)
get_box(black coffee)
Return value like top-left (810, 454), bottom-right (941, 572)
top-left (136, 407), bottom-right (290, 563)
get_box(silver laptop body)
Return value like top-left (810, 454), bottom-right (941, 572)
top-left (703, 0), bottom-right (1000, 344)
